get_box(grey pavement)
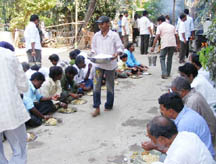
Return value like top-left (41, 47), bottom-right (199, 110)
top-left (4, 46), bottom-right (181, 164)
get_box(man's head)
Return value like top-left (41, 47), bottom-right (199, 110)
top-left (49, 54), bottom-right (59, 66)
top-left (190, 53), bottom-right (202, 70)
top-left (126, 42), bottom-right (135, 52)
top-left (184, 9), bottom-right (189, 15)
top-left (0, 41), bottom-right (15, 52)
top-left (158, 92), bottom-right (184, 119)
top-left (30, 72), bottom-right (45, 89)
top-left (157, 16), bottom-right (166, 25)
top-left (49, 66), bottom-right (63, 81)
top-left (31, 64), bottom-right (40, 71)
top-left (147, 116), bottom-right (178, 153)
top-left (124, 11), bottom-right (128, 17)
top-left (120, 53), bottom-right (128, 62)
top-left (96, 16), bottom-right (110, 33)
top-left (21, 62), bottom-right (30, 72)
top-left (30, 14), bottom-right (39, 25)
top-left (143, 10), bottom-right (148, 16)
top-left (171, 76), bottom-right (191, 98)
top-left (178, 63), bottom-right (198, 83)
top-left (75, 55), bottom-right (86, 69)
top-left (69, 49), bottom-right (81, 60)
top-left (65, 66), bottom-right (78, 81)
top-left (180, 13), bottom-right (187, 22)
top-left (119, 15), bottom-right (123, 20)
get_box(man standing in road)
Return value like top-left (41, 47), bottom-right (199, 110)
top-left (138, 10), bottom-right (153, 55)
top-left (151, 16), bottom-right (179, 79)
top-left (122, 11), bottom-right (130, 48)
top-left (24, 14), bottom-right (42, 66)
top-left (91, 16), bottom-right (124, 117)
top-left (0, 42), bottom-right (30, 164)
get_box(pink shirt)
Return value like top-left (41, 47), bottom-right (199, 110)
top-left (156, 22), bottom-right (177, 49)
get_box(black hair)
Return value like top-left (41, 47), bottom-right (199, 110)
top-left (184, 9), bottom-right (189, 15)
top-left (134, 14), bottom-right (139, 20)
top-left (120, 53), bottom-right (128, 59)
top-left (30, 72), bottom-right (45, 81)
top-left (178, 63), bottom-right (198, 78)
top-left (157, 16), bottom-right (166, 22)
top-left (143, 10), bottom-right (148, 16)
top-left (180, 13), bottom-right (186, 20)
top-left (75, 55), bottom-right (85, 66)
top-left (30, 14), bottom-right (39, 22)
top-left (49, 66), bottom-right (63, 79)
top-left (191, 53), bottom-right (202, 68)
top-left (65, 66), bottom-right (78, 75)
top-left (126, 42), bottom-right (134, 50)
top-left (49, 54), bottom-right (59, 62)
top-left (158, 92), bottom-right (184, 113)
top-left (69, 49), bottom-right (80, 59)
top-left (119, 15), bottom-right (123, 18)
top-left (124, 11), bottom-right (128, 15)
top-left (165, 15), bottom-right (170, 20)
top-left (148, 116), bottom-right (178, 139)
top-left (31, 64), bottom-right (40, 71)
top-left (21, 62), bottom-right (30, 72)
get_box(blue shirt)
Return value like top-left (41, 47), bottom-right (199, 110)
top-left (125, 49), bottom-right (140, 67)
top-left (118, 20), bottom-right (122, 33)
top-left (23, 81), bottom-right (42, 111)
top-left (174, 106), bottom-right (215, 157)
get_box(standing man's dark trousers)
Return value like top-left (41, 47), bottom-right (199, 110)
top-left (179, 41), bottom-right (187, 63)
top-left (26, 49), bottom-right (42, 66)
top-left (140, 34), bottom-right (150, 54)
top-left (186, 39), bottom-right (190, 58)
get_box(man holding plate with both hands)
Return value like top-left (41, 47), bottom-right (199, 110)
top-left (90, 16), bottom-right (124, 117)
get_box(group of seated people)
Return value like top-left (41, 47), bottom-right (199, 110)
top-left (21, 42), bottom-right (148, 128)
top-left (142, 53), bottom-right (216, 163)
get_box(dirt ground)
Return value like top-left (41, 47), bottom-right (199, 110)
top-left (4, 46), bottom-right (181, 164)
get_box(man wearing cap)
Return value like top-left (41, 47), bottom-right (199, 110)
top-left (122, 11), bottom-right (130, 48)
top-left (24, 14), bottom-right (42, 66)
top-left (91, 16), bottom-right (124, 117)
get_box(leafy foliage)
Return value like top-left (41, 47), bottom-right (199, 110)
top-left (142, 0), bottom-right (161, 22)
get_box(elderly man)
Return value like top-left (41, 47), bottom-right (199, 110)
top-left (171, 76), bottom-right (216, 147)
top-left (24, 14), bottom-right (42, 66)
top-left (146, 116), bottom-right (215, 164)
top-left (179, 63), bottom-right (216, 110)
top-left (0, 42), bottom-right (30, 164)
top-left (151, 15), bottom-right (179, 79)
top-left (91, 16), bottom-right (124, 117)
top-left (142, 92), bottom-right (215, 158)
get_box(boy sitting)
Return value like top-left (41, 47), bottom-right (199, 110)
top-left (49, 54), bottom-right (69, 71)
top-left (60, 66), bottom-right (83, 103)
top-left (116, 53), bottom-right (133, 78)
top-left (69, 49), bottom-right (81, 65)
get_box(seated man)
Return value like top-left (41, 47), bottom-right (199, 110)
top-left (40, 66), bottom-right (67, 108)
top-left (190, 53), bottom-right (215, 86)
top-left (178, 63), bottom-right (216, 109)
top-left (116, 53), bottom-right (133, 78)
top-left (23, 72), bottom-right (57, 127)
top-left (69, 49), bottom-right (81, 65)
top-left (49, 54), bottom-right (69, 71)
top-left (73, 55), bottom-right (93, 92)
top-left (21, 61), bottom-right (36, 79)
top-left (145, 116), bottom-right (215, 164)
top-left (142, 92), bottom-right (215, 158)
top-left (171, 76), bottom-right (216, 146)
top-left (60, 66), bottom-right (82, 103)
top-left (125, 42), bottom-right (148, 72)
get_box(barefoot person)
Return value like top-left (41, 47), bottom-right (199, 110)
top-left (91, 16), bottom-right (124, 117)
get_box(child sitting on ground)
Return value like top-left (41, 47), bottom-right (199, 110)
top-left (69, 49), bottom-right (81, 65)
top-left (116, 53), bottom-right (133, 78)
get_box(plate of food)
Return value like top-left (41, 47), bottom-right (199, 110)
top-left (87, 91), bottom-right (93, 96)
top-left (58, 107), bottom-right (77, 114)
top-left (88, 53), bottom-right (114, 64)
top-left (130, 75), bottom-right (142, 79)
top-left (130, 151), bottom-right (160, 164)
top-left (71, 99), bottom-right (87, 105)
top-left (45, 117), bottom-right (62, 126)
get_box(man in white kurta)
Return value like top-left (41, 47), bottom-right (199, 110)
top-left (0, 42), bottom-right (30, 164)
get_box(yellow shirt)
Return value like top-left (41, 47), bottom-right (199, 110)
top-left (117, 60), bottom-right (127, 71)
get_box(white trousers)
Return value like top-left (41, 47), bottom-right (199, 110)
top-left (0, 124), bottom-right (27, 164)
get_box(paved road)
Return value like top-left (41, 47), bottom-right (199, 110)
top-left (4, 47), bottom-right (180, 164)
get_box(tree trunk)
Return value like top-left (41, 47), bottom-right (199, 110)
top-left (172, 0), bottom-right (176, 25)
top-left (72, 0), bottom-right (97, 47)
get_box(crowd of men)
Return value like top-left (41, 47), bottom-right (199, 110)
top-left (0, 9), bottom-right (216, 164)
